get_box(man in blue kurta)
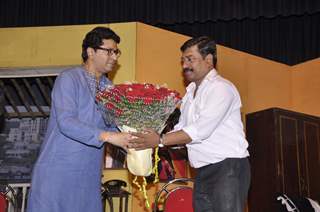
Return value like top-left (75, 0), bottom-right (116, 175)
top-left (27, 27), bottom-right (131, 212)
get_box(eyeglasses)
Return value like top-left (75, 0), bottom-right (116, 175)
top-left (181, 56), bottom-right (198, 65)
top-left (96, 47), bottom-right (121, 57)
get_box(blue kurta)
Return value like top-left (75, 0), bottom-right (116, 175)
top-left (27, 67), bottom-right (114, 212)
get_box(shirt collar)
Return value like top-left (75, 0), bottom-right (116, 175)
top-left (186, 68), bottom-right (218, 92)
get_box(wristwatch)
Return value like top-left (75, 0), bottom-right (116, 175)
top-left (158, 134), bottom-right (165, 148)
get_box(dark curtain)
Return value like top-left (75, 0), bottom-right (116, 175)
top-left (1, 0), bottom-right (320, 26)
top-left (1, 0), bottom-right (319, 65)
top-left (157, 13), bottom-right (320, 65)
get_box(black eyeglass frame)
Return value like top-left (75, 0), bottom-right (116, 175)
top-left (95, 47), bottom-right (121, 57)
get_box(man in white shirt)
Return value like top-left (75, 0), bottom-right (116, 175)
top-left (130, 36), bottom-right (250, 212)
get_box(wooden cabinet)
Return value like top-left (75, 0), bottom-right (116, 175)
top-left (246, 108), bottom-right (320, 212)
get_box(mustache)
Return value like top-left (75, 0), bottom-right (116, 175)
top-left (107, 60), bottom-right (117, 66)
top-left (183, 68), bottom-right (193, 73)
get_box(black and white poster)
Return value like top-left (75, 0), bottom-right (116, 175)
top-left (0, 117), bottom-right (48, 183)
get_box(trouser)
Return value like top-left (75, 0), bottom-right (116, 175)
top-left (193, 157), bottom-right (251, 212)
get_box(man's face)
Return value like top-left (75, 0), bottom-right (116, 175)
top-left (180, 45), bottom-right (212, 86)
top-left (91, 39), bottom-right (120, 75)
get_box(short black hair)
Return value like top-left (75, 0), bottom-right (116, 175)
top-left (82, 27), bottom-right (120, 62)
top-left (180, 36), bottom-right (217, 67)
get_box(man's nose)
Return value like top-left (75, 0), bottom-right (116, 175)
top-left (111, 53), bottom-right (118, 60)
top-left (181, 61), bottom-right (189, 69)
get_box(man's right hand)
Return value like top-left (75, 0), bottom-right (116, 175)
top-left (100, 131), bottom-right (132, 151)
top-left (129, 129), bottom-right (160, 150)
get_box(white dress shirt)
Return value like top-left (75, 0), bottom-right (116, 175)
top-left (173, 69), bottom-right (249, 168)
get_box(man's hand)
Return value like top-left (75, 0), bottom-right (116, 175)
top-left (100, 131), bottom-right (131, 152)
top-left (129, 129), bottom-right (160, 150)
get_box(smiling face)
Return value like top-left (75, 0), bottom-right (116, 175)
top-left (181, 45), bottom-right (214, 86)
top-left (86, 39), bottom-right (120, 77)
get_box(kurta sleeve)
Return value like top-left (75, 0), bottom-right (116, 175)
top-left (52, 72), bottom-right (104, 147)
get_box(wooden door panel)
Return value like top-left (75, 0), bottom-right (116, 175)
top-left (303, 121), bottom-right (320, 201)
top-left (278, 115), bottom-right (302, 196)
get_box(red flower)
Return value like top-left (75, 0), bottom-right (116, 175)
top-left (143, 98), bottom-right (153, 105)
top-left (105, 102), bottom-right (115, 110)
top-left (96, 82), bottom-right (181, 132)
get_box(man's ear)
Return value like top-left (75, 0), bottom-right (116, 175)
top-left (87, 47), bottom-right (95, 57)
top-left (205, 54), bottom-right (214, 66)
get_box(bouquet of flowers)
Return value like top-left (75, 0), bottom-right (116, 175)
top-left (96, 82), bottom-right (181, 173)
top-left (96, 82), bottom-right (181, 207)
top-left (96, 82), bottom-right (181, 134)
